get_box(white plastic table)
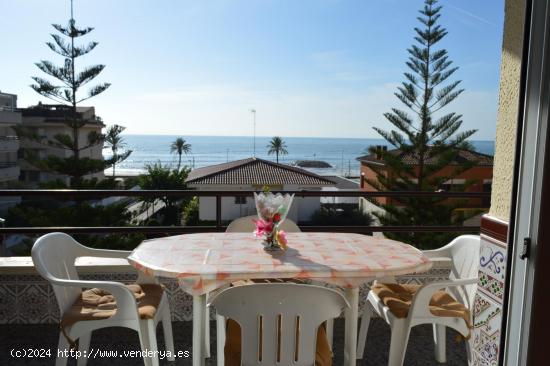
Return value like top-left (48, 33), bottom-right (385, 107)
top-left (128, 232), bottom-right (432, 366)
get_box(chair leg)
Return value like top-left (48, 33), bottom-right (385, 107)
top-left (326, 318), bottom-right (334, 351)
top-left (139, 320), bottom-right (159, 366)
top-left (357, 304), bottom-right (372, 359)
top-left (161, 304), bottom-right (176, 361)
top-left (77, 332), bottom-right (92, 366)
top-left (55, 332), bottom-right (70, 366)
top-left (465, 335), bottom-right (473, 364)
top-left (433, 324), bottom-right (446, 363)
top-left (216, 313), bottom-right (226, 366)
top-left (388, 322), bottom-right (410, 366)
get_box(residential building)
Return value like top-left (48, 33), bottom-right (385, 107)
top-left (357, 146), bottom-right (493, 209)
top-left (19, 103), bottom-right (105, 186)
top-left (186, 157), bottom-right (335, 222)
top-left (320, 175), bottom-right (360, 207)
top-left (0, 92), bottom-right (21, 187)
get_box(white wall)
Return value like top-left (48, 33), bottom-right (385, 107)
top-left (192, 184), bottom-right (324, 223)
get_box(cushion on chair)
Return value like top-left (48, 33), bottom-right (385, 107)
top-left (371, 283), bottom-right (472, 331)
top-left (225, 318), bottom-right (332, 366)
top-left (61, 283), bottom-right (164, 328)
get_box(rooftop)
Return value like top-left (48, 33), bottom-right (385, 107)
top-left (356, 147), bottom-right (494, 167)
top-left (20, 103), bottom-right (103, 125)
top-left (186, 157), bottom-right (335, 186)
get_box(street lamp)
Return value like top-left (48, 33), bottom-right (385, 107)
top-left (250, 109), bottom-right (256, 157)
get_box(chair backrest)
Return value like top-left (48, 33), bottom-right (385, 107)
top-left (31, 232), bottom-right (89, 315)
top-left (210, 283), bottom-right (348, 366)
top-left (445, 235), bottom-right (480, 310)
top-left (226, 215), bottom-right (301, 233)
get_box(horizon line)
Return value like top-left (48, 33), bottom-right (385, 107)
top-left (119, 133), bottom-right (496, 142)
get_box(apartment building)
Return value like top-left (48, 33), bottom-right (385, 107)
top-left (0, 92), bottom-right (21, 187)
top-left (19, 102), bottom-right (105, 186)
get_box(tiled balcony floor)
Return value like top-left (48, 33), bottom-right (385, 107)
top-left (0, 319), bottom-right (468, 365)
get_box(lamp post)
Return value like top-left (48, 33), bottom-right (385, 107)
top-left (250, 109), bottom-right (256, 157)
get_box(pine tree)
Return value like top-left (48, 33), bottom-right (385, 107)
top-left (18, 1), bottom-right (120, 187)
top-left (366, 0), bottom-right (477, 249)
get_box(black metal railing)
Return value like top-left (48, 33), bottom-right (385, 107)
top-left (0, 189), bottom-right (490, 235)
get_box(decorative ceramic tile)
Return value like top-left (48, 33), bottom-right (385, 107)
top-left (0, 267), bottom-right (447, 324)
top-left (479, 234), bottom-right (506, 283)
top-left (472, 292), bottom-right (501, 366)
top-left (479, 272), bottom-right (504, 302)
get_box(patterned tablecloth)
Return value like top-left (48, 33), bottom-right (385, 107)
top-left (128, 232), bottom-right (432, 296)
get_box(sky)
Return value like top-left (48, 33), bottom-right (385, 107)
top-left (1, 0), bottom-right (504, 139)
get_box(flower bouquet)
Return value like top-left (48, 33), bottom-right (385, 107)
top-left (254, 188), bottom-right (294, 251)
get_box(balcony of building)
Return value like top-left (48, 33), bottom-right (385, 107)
top-left (0, 189), bottom-right (485, 365)
top-left (0, 163), bottom-right (20, 183)
top-left (0, 136), bottom-right (20, 153)
top-left (0, 108), bottom-right (22, 126)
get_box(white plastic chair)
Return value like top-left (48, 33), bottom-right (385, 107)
top-left (226, 215), bottom-right (301, 233)
top-left (31, 232), bottom-right (175, 366)
top-left (209, 283), bottom-right (349, 365)
top-left (212, 215), bottom-right (308, 365)
top-left (357, 235), bottom-right (480, 365)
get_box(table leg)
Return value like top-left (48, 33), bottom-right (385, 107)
top-left (344, 287), bottom-right (359, 366)
top-left (204, 302), bottom-right (210, 358)
top-left (193, 294), bottom-right (206, 366)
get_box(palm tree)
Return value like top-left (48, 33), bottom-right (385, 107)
top-left (104, 124), bottom-right (131, 177)
top-left (170, 137), bottom-right (192, 171)
top-left (267, 136), bottom-right (288, 163)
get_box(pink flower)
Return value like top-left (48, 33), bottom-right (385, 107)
top-left (254, 219), bottom-right (274, 237)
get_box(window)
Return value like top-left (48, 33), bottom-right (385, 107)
top-left (234, 196), bottom-right (247, 205)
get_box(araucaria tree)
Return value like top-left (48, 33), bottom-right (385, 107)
top-left (22, 5), bottom-right (121, 186)
top-left (366, 0), bottom-right (477, 249)
top-left (267, 136), bottom-right (288, 163)
top-left (105, 125), bottom-right (132, 178)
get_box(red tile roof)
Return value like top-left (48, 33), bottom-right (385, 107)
top-left (186, 158), bottom-right (334, 186)
top-left (356, 147), bottom-right (493, 166)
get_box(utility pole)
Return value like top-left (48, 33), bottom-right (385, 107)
top-left (341, 150), bottom-right (345, 176)
top-left (250, 109), bottom-right (256, 157)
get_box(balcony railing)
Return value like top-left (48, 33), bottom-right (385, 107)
top-left (0, 189), bottom-right (490, 235)
top-left (0, 162), bottom-right (18, 168)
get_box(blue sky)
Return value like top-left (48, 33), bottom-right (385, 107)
top-left (2, 0), bottom-right (504, 139)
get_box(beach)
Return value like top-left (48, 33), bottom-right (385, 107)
top-left (105, 135), bottom-right (496, 177)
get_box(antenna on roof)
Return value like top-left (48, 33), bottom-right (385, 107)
top-left (250, 109), bottom-right (256, 157)
top-left (70, 0), bottom-right (74, 20)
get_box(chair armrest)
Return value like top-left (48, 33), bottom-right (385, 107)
top-left (422, 247), bottom-right (451, 259)
top-left (428, 257), bottom-right (453, 269)
top-left (80, 247), bottom-right (133, 259)
top-left (408, 277), bottom-right (478, 319)
top-left (52, 278), bottom-right (140, 321)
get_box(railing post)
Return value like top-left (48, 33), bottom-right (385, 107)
top-left (216, 195), bottom-right (222, 231)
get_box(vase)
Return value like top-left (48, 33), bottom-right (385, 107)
top-left (262, 230), bottom-right (282, 252)
top-left (254, 192), bottom-right (294, 251)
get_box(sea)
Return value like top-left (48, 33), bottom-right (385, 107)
top-left (105, 135), bottom-right (495, 177)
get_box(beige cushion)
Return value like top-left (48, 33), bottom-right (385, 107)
top-left (225, 319), bottom-right (332, 366)
top-left (371, 283), bottom-right (472, 336)
top-left (61, 284), bottom-right (164, 328)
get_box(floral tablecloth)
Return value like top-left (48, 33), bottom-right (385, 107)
top-left (128, 232), bottom-right (432, 296)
